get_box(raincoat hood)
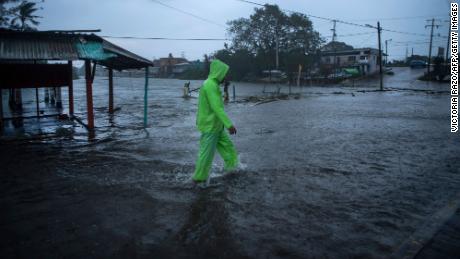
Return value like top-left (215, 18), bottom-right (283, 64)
top-left (208, 59), bottom-right (229, 83)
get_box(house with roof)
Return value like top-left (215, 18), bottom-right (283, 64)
top-left (153, 54), bottom-right (188, 77)
top-left (321, 48), bottom-right (384, 75)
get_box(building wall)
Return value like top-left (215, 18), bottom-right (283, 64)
top-left (320, 50), bottom-right (380, 75)
top-left (153, 57), bottom-right (189, 77)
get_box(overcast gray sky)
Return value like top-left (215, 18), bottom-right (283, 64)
top-left (36, 0), bottom-right (450, 61)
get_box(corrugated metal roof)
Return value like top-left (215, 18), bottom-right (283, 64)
top-left (99, 39), bottom-right (152, 70)
top-left (76, 41), bottom-right (116, 61)
top-left (0, 29), bottom-right (153, 70)
top-left (0, 35), bottom-right (79, 60)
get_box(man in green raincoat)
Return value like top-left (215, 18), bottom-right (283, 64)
top-left (192, 59), bottom-right (238, 183)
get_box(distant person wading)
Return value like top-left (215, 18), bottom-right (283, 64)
top-left (192, 59), bottom-right (238, 183)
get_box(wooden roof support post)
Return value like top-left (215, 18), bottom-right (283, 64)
top-left (108, 67), bottom-right (114, 114)
top-left (143, 66), bottom-right (149, 128)
top-left (35, 88), bottom-right (40, 118)
top-left (0, 89), bottom-right (3, 131)
top-left (85, 60), bottom-right (95, 130)
top-left (68, 61), bottom-right (74, 116)
top-left (56, 87), bottom-right (62, 109)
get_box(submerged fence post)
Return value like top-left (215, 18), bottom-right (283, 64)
top-left (108, 68), bottom-right (114, 114)
top-left (35, 88), bottom-right (39, 117)
top-left (232, 84), bottom-right (236, 101)
top-left (56, 87), bottom-right (62, 109)
top-left (68, 61), bottom-right (74, 116)
top-left (143, 66), bottom-right (149, 128)
top-left (50, 87), bottom-right (55, 105)
top-left (44, 88), bottom-right (49, 103)
top-left (297, 64), bottom-right (302, 87)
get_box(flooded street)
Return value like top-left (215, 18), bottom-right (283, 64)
top-left (1, 67), bottom-right (459, 258)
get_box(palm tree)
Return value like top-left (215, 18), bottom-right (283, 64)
top-left (10, 1), bottom-right (41, 31)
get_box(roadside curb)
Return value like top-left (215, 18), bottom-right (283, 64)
top-left (391, 192), bottom-right (460, 259)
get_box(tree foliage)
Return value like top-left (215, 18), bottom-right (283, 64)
top-left (1, 0), bottom-right (42, 30)
top-left (321, 41), bottom-right (354, 52)
top-left (214, 47), bottom-right (256, 81)
top-left (216, 4), bottom-right (323, 80)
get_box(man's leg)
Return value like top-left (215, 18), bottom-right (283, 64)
top-left (193, 132), bottom-right (219, 182)
top-left (217, 130), bottom-right (238, 171)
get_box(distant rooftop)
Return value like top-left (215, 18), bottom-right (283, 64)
top-left (321, 48), bottom-right (387, 57)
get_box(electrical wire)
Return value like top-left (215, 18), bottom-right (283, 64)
top-left (234, 0), bottom-right (447, 38)
top-left (382, 28), bottom-right (448, 38)
top-left (323, 32), bottom-right (376, 38)
top-left (235, 0), bottom-right (371, 28)
top-left (150, 0), bottom-right (226, 28)
top-left (348, 14), bottom-right (448, 22)
top-left (101, 35), bottom-right (229, 41)
top-left (100, 1), bottom-right (448, 43)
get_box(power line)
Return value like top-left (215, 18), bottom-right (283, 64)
top-left (235, 0), bottom-right (371, 29)
top-left (391, 41), bottom-right (445, 46)
top-left (382, 28), bottom-right (447, 38)
top-left (101, 35), bottom-right (230, 41)
top-left (234, 0), bottom-right (446, 38)
top-left (101, 32), bottom-right (377, 41)
top-left (323, 32), bottom-right (376, 38)
top-left (347, 14), bottom-right (448, 22)
top-left (393, 40), bottom-right (444, 44)
top-left (104, 1), bottom-right (447, 44)
top-left (101, 32), bottom-right (378, 41)
top-left (356, 33), bottom-right (378, 48)
top-left (392, 42), bottom-right (444, 46)
top-left (150, 0), bottom-right (226, 28)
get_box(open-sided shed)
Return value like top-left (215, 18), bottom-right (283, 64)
top-left (0, 29), bottom-right (153, 134)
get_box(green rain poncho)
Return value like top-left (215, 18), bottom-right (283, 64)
top-left (192, 60), bottom-right (238, 182)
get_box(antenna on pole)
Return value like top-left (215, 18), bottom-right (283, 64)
top-left (331, 20), bottom-right (337, 42)
top-left (405, 44), bottom-right (408, 62)
top-left (331, 20), bottom-right (337, 78)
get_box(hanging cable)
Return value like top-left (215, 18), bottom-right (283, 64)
top-left (150, 0), bottom-right (226, 28)
top-left (101, 35), bottom-right (229, 41)
top-left (234, 0), bottom-right (446, 38)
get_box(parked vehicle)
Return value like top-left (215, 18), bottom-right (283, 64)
top-left (410, 60), bottom-right (427, 68)
top-left (385, 67), bottom-right (394, 75)
top-left (260, 70), bottom-right (287, 83)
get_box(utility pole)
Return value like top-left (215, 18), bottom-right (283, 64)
top-left (275, 35), bottom-right (279, 70)
top-left (377, 22), bottom-right (383, 91)
top-left (405, 44), bottom-right (408, 62)
top-left (366, 22), bottom-right (383, 90)
top-left (385, 39), bottom-right (392, 65)
top-left (425, 18), bottom-right (441, 75)
top-left (275, 20), bottom-right (279, 70)
top-left (332, 20), bottom-right (337, 78)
